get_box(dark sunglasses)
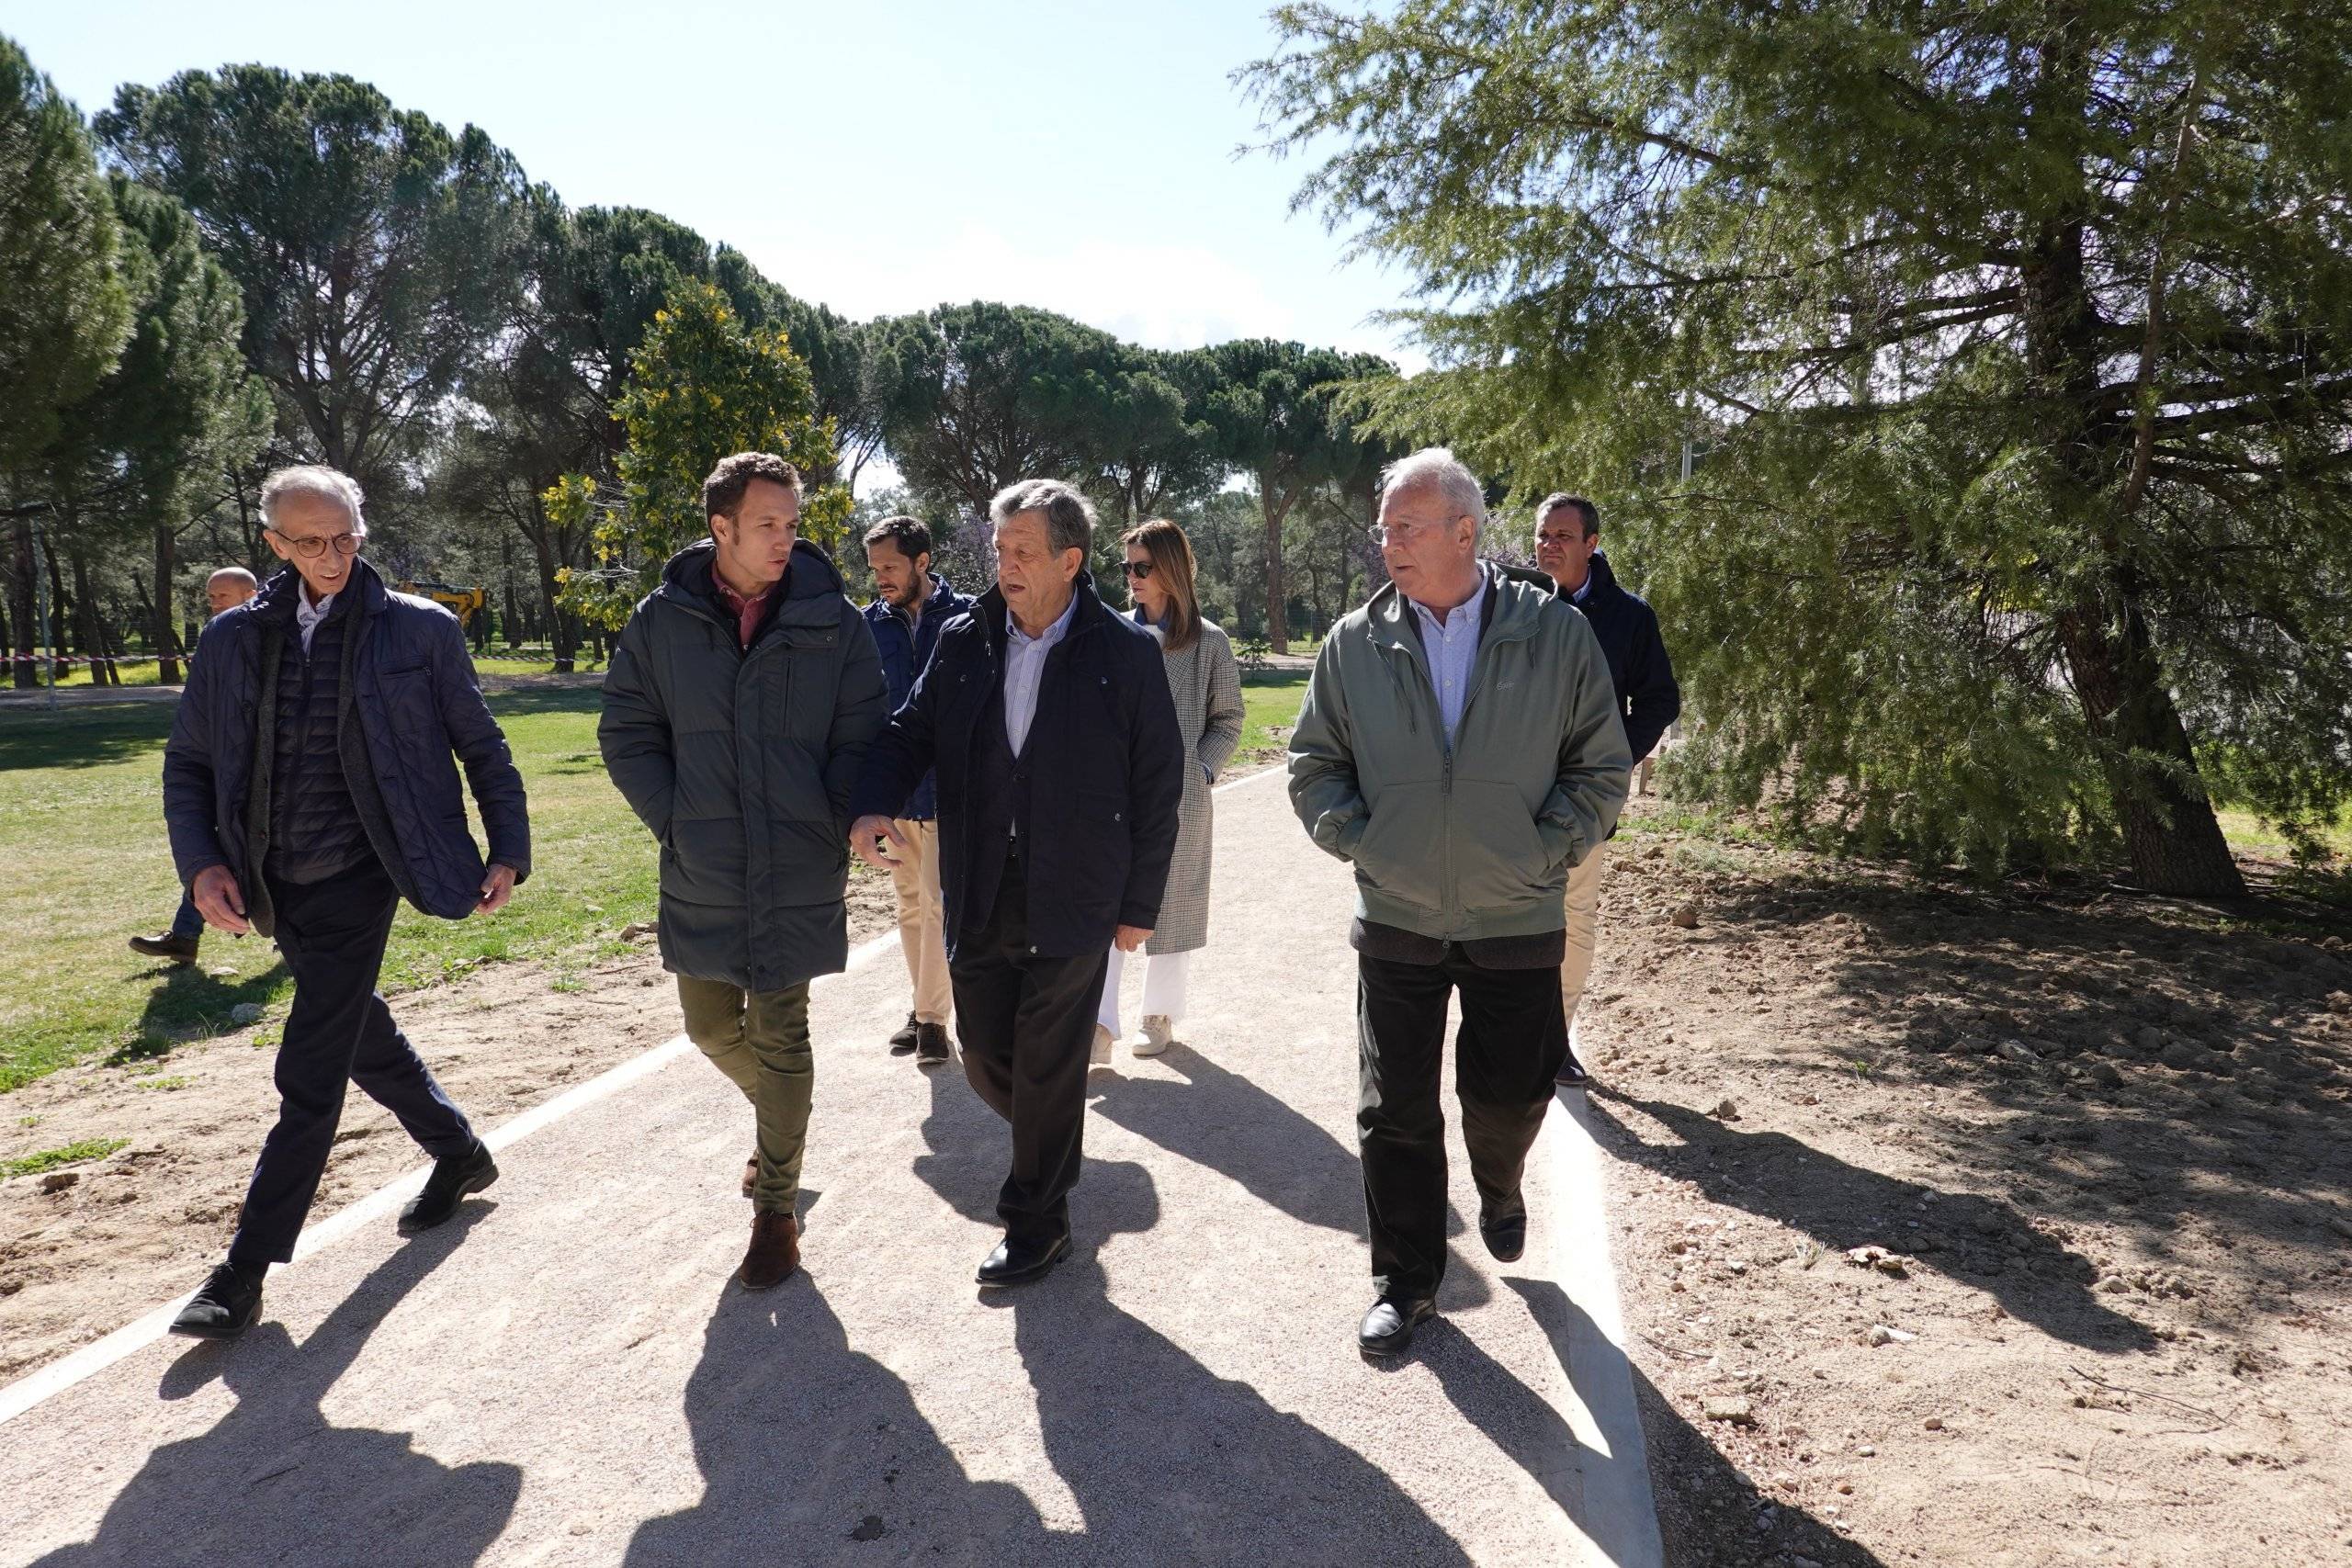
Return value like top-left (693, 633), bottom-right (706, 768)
top-left (1123, 559), bottom-right (1155, 579)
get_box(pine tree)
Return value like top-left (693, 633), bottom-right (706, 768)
top-left (1248, 1), bottom-right (2352, 894)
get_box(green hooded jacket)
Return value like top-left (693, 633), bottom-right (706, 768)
top-left (1287, 566), bottom-right (1632, 942)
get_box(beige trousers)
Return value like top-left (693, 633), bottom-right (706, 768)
top-left (888, 819), bottom-right (953, 1025)
top-left (1559, 839), bottom-right (1610, 1030)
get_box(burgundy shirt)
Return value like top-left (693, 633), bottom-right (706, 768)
top-left (713, 574), bottom-right (779, 650)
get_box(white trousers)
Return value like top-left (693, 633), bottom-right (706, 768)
top-left (1097, 947), bottom-right (1192, 1035)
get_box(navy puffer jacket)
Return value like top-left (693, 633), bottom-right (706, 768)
top-left (860, 572), bottom-right (972, 821)
top-left (162, 558), bottom-right (532, 926)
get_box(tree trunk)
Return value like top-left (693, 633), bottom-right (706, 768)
top-left (1260, 469), bottom-right (1293, 655)
top-left (153, 525), bottom-right (183, 685)
top-left (71, 553), bottom-right (115, 686)
top-left (10, 519), bottom-right (38, 689)
top-left (2015, 54), bottom-right (2245, 900)
top-left (2057, 594), bottom-right (2243, 897)
top-left (45, 538), bottom-right (69, 681)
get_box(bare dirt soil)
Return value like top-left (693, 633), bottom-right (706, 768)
top-left (1578, 799), bottom-right (2352, 1566)
top-left (0, 872), bottom-right (899, 1381)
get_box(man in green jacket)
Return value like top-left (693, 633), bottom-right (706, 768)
top-left (600, 452), bottom-right (888, 1291)
top-left (1289, 446), bottom-right (1631, 1357)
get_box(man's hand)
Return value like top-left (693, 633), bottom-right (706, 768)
top-left (1114, 925), bottom-right (1152, 953)
top-left (192, 864), bottom-right (249, 935)
top-left (476, 863), bottom-right (518, 915)
top-left (850, 814), bottom-right (908, 872)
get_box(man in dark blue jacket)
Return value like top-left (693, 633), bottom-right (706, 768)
top-left (850, 479), bottom-right (1183, 1288)
top-left (160, 465), bottom-right (530, 1338)
top-left (1535, 494), bottom-right (1681, 1086)
top-left (861, 515), bottom-right (972, 1067)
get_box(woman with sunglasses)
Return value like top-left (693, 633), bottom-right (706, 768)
top-left (1094, 519), bottom-right (1245, 1060)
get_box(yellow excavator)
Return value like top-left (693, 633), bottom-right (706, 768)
top-left (399, 579), bottom-right (486, 627)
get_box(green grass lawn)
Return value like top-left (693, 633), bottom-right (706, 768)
top-left (1233, 670), bottom-right (1309, 772)
top-left (2214, 806), bottom-right (2352, 862)
top-left (0, 687), bottom-right (654, 1093)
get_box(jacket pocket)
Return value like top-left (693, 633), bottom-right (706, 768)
top-left (1352, 779), bottom-right (1444, 909)
top-left (1450, 777), bottom-right (1555, 911)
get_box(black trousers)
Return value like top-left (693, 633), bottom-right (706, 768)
top-left (949, 846), bottom-right (1110, 1244)
top-left (1356, 946), bottom-right (1567, 1301)
top-left (228, 857), bottom-right (478, 1267)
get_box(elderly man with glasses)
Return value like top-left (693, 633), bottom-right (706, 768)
top-left (159, 463), bottom-right (531, 1338)
top-left (1289, 447), bottom-right (1630, 1357)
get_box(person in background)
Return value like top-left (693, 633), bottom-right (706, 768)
top-left (1532, 494), bottom-right (1680, 1085)
top-left (1094, 519), bottom-right (1243, 1061)
top-left (1289, 448), bottom-right (1628, 1358)
top-left (849, 479), bottom-right (1183, 1289)
top-left (130, 567), bottom-right (260, 965)
top-left (161, 467), bottom-right (529, 1339)
top-left (600, 453), bottom-right (888, 1292)
top-left (862, 515), bottom-right (972, 1068)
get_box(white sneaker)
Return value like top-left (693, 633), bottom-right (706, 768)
top-left (1090, 1023), bottom-right (1115, 1066)
top-left (1130, 1014), bottom-right (1174, 1057)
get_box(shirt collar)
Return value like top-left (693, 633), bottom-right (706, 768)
top-left (1408, 568), bottom-right (1487, 636)
top-left (296, 590), bottom-right (335, 626)
top-left (1008, 588), bottom-right (1080, 649)
top-left (714, 574), bottom-right (779, 616)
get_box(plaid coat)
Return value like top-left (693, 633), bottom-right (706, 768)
top-left (1145, 617), bottom-right (1245, 954)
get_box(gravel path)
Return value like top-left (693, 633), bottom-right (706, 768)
top-left (0, 769), bottom-right (1654, 1565)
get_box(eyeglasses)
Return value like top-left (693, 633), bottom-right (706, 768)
top-left (269, 528), bottom-right (365, 559)
top-left (1366, 518), bottom-right (1457, 545)
top-left (1123, 560), bottom-right (1155, 579)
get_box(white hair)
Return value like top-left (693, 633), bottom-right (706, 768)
top-left (1378, 446), bottom-right (1486, 535)
top-left (259, 464), bottom-right (367, 532)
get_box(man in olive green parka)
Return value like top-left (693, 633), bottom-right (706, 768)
top-left (600, 453), bottom-right (888, 1291)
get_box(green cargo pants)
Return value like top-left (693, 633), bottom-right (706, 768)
top-left (676, 976), bottom-right (812, 1216)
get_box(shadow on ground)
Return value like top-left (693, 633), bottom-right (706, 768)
top-left (900, 1061), bottom-right (1493, 1562)
top-left (0, 704), bottom-right (173, 771)
top-left (31, 1209), bottom-right (516, 1566)
top-left (120, 959), bottom-right (291, 1064)
top-left (1586, 1089), bottom-right (2154, 1352)
top-left (1658, 873), bottom-right (2352, 1288)
top-left (623, 1281), bottom-right (1047, 1566)
top-left (1088, 1043), bottom-right (1491, 1310)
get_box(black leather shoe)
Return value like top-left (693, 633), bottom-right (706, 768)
top-left (170, 1262), bottom-right (264, 1339)
top-left (914, 1021), bottom-right (951, 1066)
top-left (399, 1143), bottom-right (498, 1231)
top-left (129, 931), bottom-right (199, 964)
top-left (1358, 1294), bottom-right (1436, 1357)
top-left (888, 1010), bottom-right (920, 1055)
top-left (976, 1229), bottom-right (1069, 1287)
top-left (1480, 1193), bottom-right (1528, 1262)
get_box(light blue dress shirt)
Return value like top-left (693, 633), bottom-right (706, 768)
top-left (1003, 589), bottom-right (1080, 758)
top-left (1409, 571), bottom-right (1487, 750)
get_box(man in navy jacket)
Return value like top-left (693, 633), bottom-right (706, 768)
top-left (160, 465), bottom-right (530, 1337)
top-left (850, 479), bottom-right (1183, 1288)
top-left (1534, 494), bottom-right (1681, 1084)
top-left (861, 515), bottom-right (972, 1066)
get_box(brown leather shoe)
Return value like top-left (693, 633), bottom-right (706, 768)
top-left (740, 1211), bottom-right (799, 1290)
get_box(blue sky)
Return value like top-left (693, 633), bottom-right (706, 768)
top-left (14, 1), bottom-right (1422, 369)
